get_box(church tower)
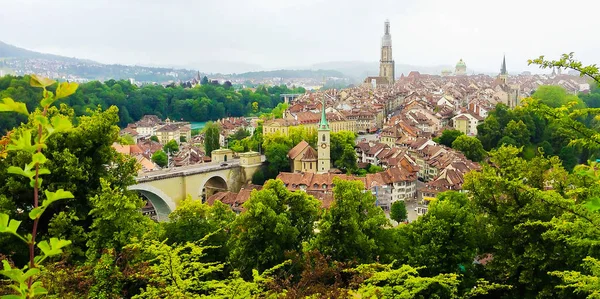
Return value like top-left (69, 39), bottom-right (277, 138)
top-left (379, 20), bottom-right (395, 85)
top-left (317, 94), bottom-right (330, 174)
top-left (499, 55), bottom-right (508, 84)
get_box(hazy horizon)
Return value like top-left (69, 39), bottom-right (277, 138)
top-left (1, 0), bottom-right (598, 74)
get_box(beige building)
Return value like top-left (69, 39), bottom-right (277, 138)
top-left (288, 140), bottom-right (318, 173)
top-left (211, 148), bottom-right (234, 163)
top-left (263, 111), bottom-right (356, 136)
top-left (451, 112), bottom-right (483, 136)
top-left (155, 122), bottom-right (192, 145)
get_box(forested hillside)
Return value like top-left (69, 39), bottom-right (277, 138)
top-left (0, 54), bottom-right (600, 298)
top-left (0, 75), bottom-right (304, 133)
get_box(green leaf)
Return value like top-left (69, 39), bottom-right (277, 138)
top-left (55, 81), bottom-right (78, 100)
top-left (43, 189), bottom-right (74, 208)
top-left (31, 153), bottom-right (47, 165)
top-left (0, 98), bottom-right (28, 116)
top-left (32, 286), bottom-right (48, 296)
top-left (34, 115), bottom-right (49, 126)
top-left (0, 214), bottom-right (21, 235)
top-left (29, 74), bottom-right (55, 88)
top-left (46, 115), bottom-right (72, 136)
top-left (38, 168), bottom-right (51, 176)
top-left (21, 268), bottom-right (39, 281)
top-left (7, 130), bottom-right (36, 153)
top-left (7, 166), bottom-right (35, 180)
top-left (28, 207), bottom-right (43, 220)
top-left (40, 95), bottom-right (55, 108)
top-left (37, 237), bottom-right (71, 257)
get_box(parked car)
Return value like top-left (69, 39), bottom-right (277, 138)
top-left (220, 163), bottom-right (228, 167)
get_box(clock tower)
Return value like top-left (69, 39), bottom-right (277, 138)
top-left (317, 94), bottom-right (330, 173)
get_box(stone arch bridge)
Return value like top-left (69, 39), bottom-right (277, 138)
top-left (129, 152), bottom-right (263, 221)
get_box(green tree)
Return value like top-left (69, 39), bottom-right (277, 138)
top-left (228, 179), bottom-right (320, 277)
top-left (152, 150), bottom-right (168, 167)
top-left (330, 131), bottom-right (356, 165)
top-left (477, 114), bottom-right (502, 150)
top-left (366, 164), bottom-right (383, 174)
top-left (335, 144), bottom-right (358, 173)
top-left (232, 127), bottom-right (250, 141)
top-left (201, 76), bottom-right (209, 85)
top-left (463, 145), bottom-right (600, 297)
top-left (150, 135), bottom-right (159, 142)
top-left (503, 119), bottom-right (531, 146)
top-left (180, 136), bottom-right (186, 143)
top-left (86, 179), bottom-right (151, 259)
top-left (289, 126), bottom-right (317, 147)
top-left (119, 133), bottom-right (135, 145)
top-left (204, 121), bottom-right (221, 157)
top-left (263, 134), bottom-right (293, 173)
top-left (551, 257), bottom-right (600, 298)
top-left (312, 178), bottom-right (389, 263)
top-left (434, 129), bottom-right (464, 147)
top-left (451, 135), bottom-right (486, 162)
top-left (390, 200), bottom-right (407, 223)
top-left (162, 197), bottom-right (235, 263)
top-left (163, 139), bottom-right (179, 154)
top-left (532, 85), bottom-right (584, 108)
top-left (399, 192), bottom-right (478, 276)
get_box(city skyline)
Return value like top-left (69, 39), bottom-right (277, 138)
top-left (1, 0), bottom-right (598, 74)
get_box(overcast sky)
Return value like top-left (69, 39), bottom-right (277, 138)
top-left (1, 0), bottom-right (598, 73)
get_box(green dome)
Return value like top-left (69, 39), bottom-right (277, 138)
top-left (456, 59), bottom-right (466, 68)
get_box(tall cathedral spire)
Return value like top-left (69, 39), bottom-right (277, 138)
top-left (501, 54), bottom-right (507, 75)
top-left (379, 20), bottom-right (395, 85)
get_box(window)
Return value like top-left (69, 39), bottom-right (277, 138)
top-left (322, 134), bottom-right (326, 142)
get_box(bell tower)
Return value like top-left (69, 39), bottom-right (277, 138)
top-left (317, 94), bottom-right (330, 174)
top-left (379, 20), bottom-right (395, 85)
top-left (499, 55), bottom-right (508, 85)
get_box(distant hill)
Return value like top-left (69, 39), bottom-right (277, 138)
top-left (0, 41), bottom-right (198, 83)
top-left (232, 69), bottom-right (345, 80)
top-left (0, 41), bottom-right (349, 83)
top-left (0, 41), bottom-right (92, 63)
top-left (309, 61), bottom-right (454, 79)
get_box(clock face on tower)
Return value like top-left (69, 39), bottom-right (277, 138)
top-left (321, 143), bottom-right (327, 149)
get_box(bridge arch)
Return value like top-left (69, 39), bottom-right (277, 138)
top-left (128, 184), bottom-right (176, 221)
top-left (199, 174), bottom-right (229, 202)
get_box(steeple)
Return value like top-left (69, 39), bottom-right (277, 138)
top-left (318, 92), bottom-right (329, 130)
top-left (501, 55), bottom-right (507, 75)
top-left (379, 19), bottom-right (395, 85)
top-left (317, 91), bottom-right (331, 173)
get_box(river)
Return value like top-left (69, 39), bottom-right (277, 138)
top-left (190, 122), bottom-right (207, 131)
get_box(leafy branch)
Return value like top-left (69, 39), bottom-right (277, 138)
top-left (0, 75), bottom-right (78, 299)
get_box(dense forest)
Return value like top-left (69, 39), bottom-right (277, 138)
top-left (1, 54), bottom-right (600, 298)
top-left (0, 75), bottom-right (304, 133)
